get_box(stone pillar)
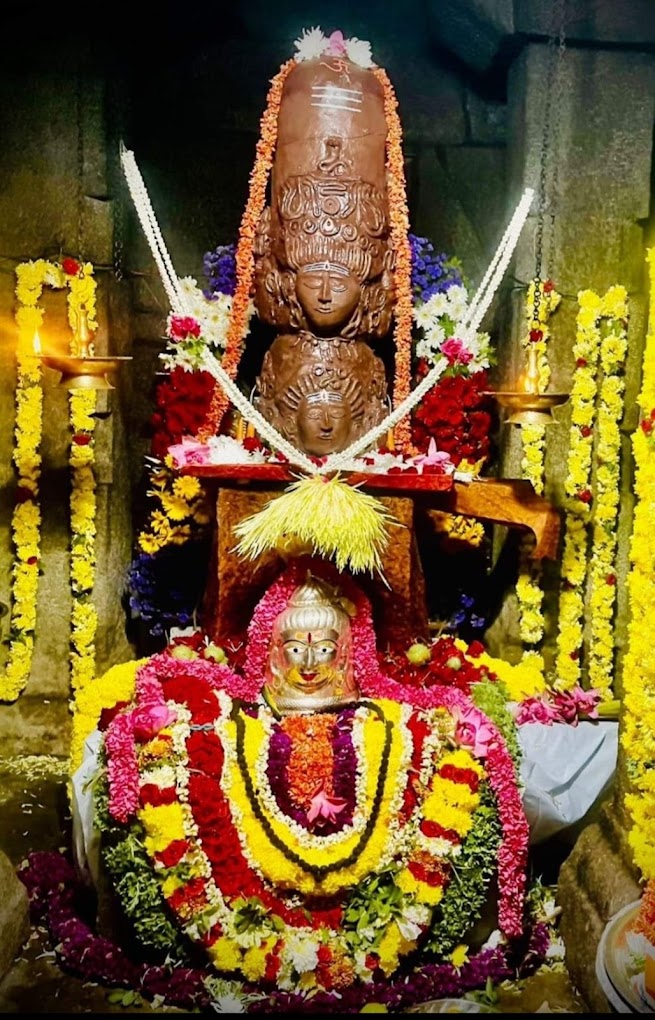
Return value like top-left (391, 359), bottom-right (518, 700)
top-left (493, 40), bottom-right (655, 1008)
top-left (0, 66), bottom-right (134, 754)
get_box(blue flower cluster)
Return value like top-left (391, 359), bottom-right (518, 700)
top-left (125, 542), bottom-right (210, 637)
top-left (409, 233), bottom-right (465, 304)
top-left (202, 243), bottom-right (237, 298)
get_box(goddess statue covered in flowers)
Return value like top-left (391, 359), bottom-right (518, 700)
top-left (86, 555), bottom-right (540, 1011)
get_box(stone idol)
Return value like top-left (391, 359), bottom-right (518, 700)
top-left (253, 57), bottom-right (395, 456)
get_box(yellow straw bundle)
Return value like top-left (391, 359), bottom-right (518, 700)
top-left (232, 474), bottom-right (401, 575)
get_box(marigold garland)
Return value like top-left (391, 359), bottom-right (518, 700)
top-left (516, 279), bottom-right (561, 655)
top-left (200, 60), bottom-right (295, 438)
top-left (554, 286), bottom-right (628, 699)
top-left (622, 248), bottom-right (655, 879)
top-left (372, 66), bottom-right (415, 453)
top-left (1, 258), bottom-right (98, 702)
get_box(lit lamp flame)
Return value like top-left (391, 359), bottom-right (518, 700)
top-left (483, 342), bottom-right (569, 426)
top-left (36, 307), bottom-right (131, 390)
top-left (32, 330), bottom-right (42, 355)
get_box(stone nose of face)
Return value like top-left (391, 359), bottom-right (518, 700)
top-left (317, 272), bottom-right (332, 304)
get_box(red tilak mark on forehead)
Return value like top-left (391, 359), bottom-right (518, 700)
top-left (307, 633), bottom-right (312, 644)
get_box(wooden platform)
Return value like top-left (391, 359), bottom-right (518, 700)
top-left (181, 464), bottom-right (561, 561)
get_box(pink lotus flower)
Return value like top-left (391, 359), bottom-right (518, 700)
top-left (325, 30), bottom-right (348, 57)
top-left (515, 696), bottom-right (559, 726)
top-left (167, 435), bottom-right (212, 467)
top-left (441, 337), bottom-right (474, 366)
top-left (307, 780), bottom-right (348, 826)
top-left (410, 437), bottom-right (453, 475)
top-left (451, 704), bottom-right (496, 757)
top-left (169, 315), bottom-right (201, 341)
top-left (131, 703), bottom-right (177, 742)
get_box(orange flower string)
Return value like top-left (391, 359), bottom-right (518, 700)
top-left (282, 713), bottom-right (336, 808)
top-left (372, 67), bottom-right (414, 453)
top-left (199, 59), bottom-right (296, 439)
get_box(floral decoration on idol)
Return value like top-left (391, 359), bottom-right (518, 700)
top-left (514, 279), bottom-right (561, 679)
top-left (58, 559), bottom-right (551, 1012)
top-left (17, 844), bottom-right (551, 1014)
top-left (2, 257), bottom-right (98, 703)
top-left (622, 248), bottom-right (655, 881)
top-left (554, 286), bottom-right (628, 702)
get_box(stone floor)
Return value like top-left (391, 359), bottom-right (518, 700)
top-left (0, 755), bottom-right (594, 1014)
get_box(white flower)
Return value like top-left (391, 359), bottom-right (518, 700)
top-left (211, 995), bottom-right (247, 1013)
top-left (446, 284), bottom-right (470, 320)
top-left (345, 37), bottom-right (374, 68)
top-left (424, 291), bottom-right (452, 318)
top-left (286, 931), bottom-right (319, 973)
top-left (206, 435), bottom-right (266, 464)
top-left (481, 929), bottom-right (505, 950)
top-left (545, 936), bottom-right (565, 961)
top-left (294, 26), bottom-right (326, 61)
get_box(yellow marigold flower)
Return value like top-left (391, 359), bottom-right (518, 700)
top-left (140, 802), bottom-right (186, 852)
top-left (450, 944), bottom-right (470, 969)
top-left (208, 937), bottom-right (243, 972)
top-left (172, 475), bottom-right (202, 500)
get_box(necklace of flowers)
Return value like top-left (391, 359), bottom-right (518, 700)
top-left (2, 258), bottom-right (98, 703)
top-left (554, 285), bottom-right (628, 699)
top-left (514, 280), bottom-right (561, 663)
top-left (622, 247), bottom-right (655, 881)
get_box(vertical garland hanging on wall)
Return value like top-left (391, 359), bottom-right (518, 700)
top-left (622, 249), bottom-right (655, 880)
top-left (1, 259), bottom-right (98, 703)
top-left (554, 286), bottom-right (628, 700)
top-left (515, 279), bottom-right (561, 671)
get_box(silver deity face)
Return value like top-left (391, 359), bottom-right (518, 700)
top-left (263, 575), bottom-right (358, 715)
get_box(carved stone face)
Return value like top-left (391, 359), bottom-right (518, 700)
top-left (264, 576), bottom-right (358, 715)
top-left (297, 389), bottom-right (353, 455)
top-left (295, 262), bottom-right (362, 335)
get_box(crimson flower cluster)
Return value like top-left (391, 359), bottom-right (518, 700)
top-left (381, 636), bottom-right (497, 693)
top-left (411, 368), bottom-right (495, 467)
top-left (149, 366), bottom-right (216, 459)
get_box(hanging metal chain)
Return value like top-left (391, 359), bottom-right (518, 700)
top-left (76, 74), bottom-right (85, 265)
top-left (533, 0), bottom-right (567, 325)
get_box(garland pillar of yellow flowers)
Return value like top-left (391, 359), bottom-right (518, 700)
top-left (1, 259), bottom-right (99, 703)
top-left (554, 286), bottom-right (628, 701)
top-left (515, 279), bottom-right (561, 684)
top-left (622, 248), bottom-right (655, 880)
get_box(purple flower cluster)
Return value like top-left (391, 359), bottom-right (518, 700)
top-left (202, 243), bottom-right (237, 298)
top-left (409, 233), bottom-right (465, 303)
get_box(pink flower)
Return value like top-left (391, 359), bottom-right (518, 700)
top-left (307, 781), bottom-right (348, 826)
top-left (409, 437), bottom-right (453, 475)
top-left (515, 696), bottom-right (559, 726)
top-left (441, 337), bottom-right (474, 366)
top-left (568, 685), bottom-right (601, 719)
top-left (325, 30), bottom-right (348, 57)
top-left (131, 703), bottom-right (177, 742)
top-left (169, 315), bottom-right (201, 341)
top-left (451, 704), bottom-right (496, 758)
top-left (167, 435), bottom-right (212, 467)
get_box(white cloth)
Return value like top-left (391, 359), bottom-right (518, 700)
top-left (70, 729), bottom-right (103, 887)
top-left (518, 719), bottom-right (619, 845)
